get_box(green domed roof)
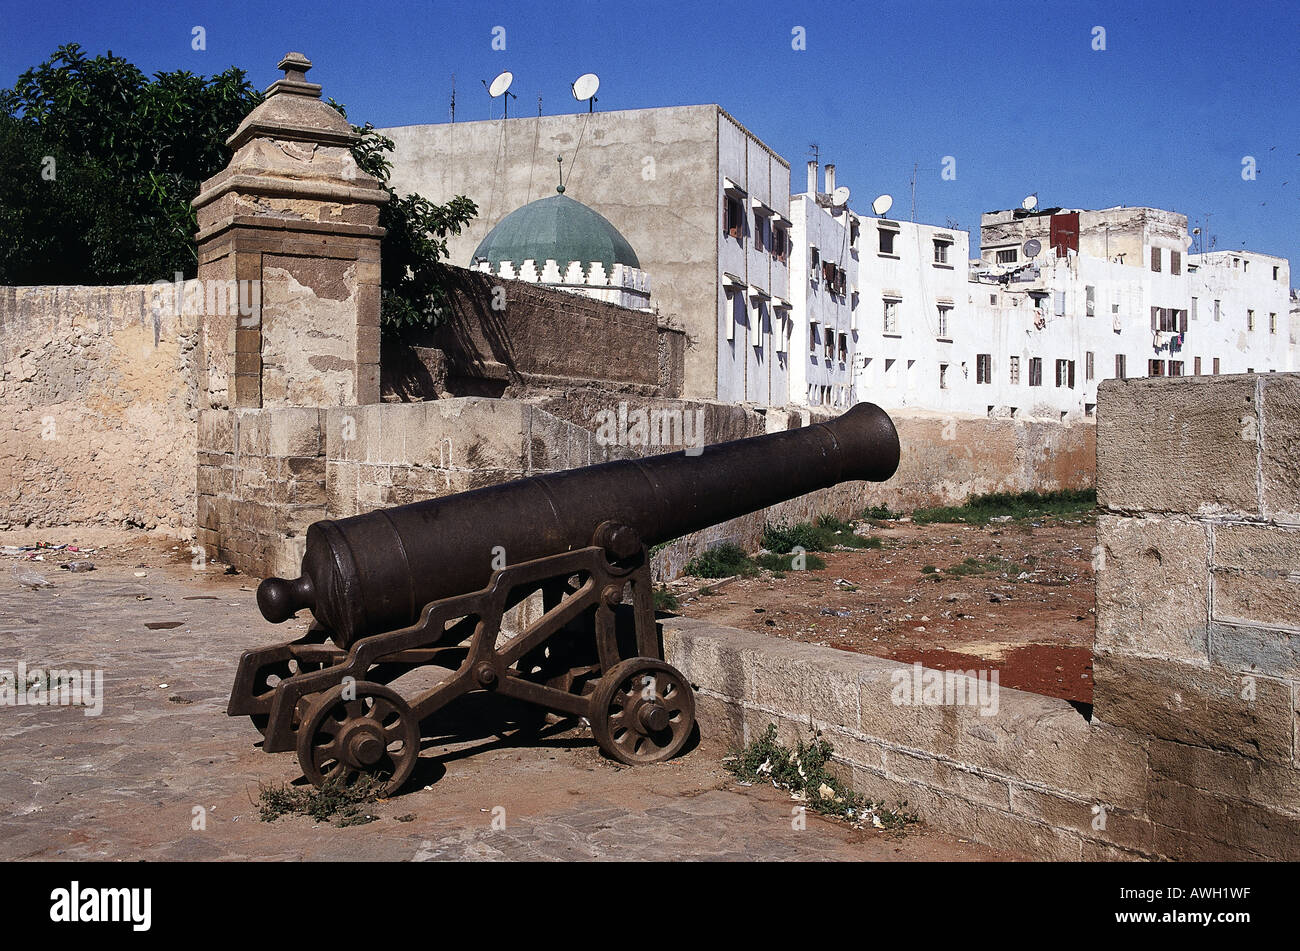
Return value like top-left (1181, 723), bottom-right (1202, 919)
top-left (472, 192), bottom-right (641, 271)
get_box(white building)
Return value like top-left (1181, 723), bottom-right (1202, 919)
top-left (789, 162), bottom-right (858, 409)
top-left (849, 214), bottom-right (973, 414)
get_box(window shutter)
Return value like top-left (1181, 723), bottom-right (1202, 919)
top-left (1180, 309), bottom-right (1188, 333)
top-left (1151, 306), bottom-right (1159, 331)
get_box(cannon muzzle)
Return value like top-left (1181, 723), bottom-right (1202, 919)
top-left (258, 401), bottom-right (900, 646)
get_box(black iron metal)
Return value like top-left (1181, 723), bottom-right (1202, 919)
top-left (228, 401), bottom-right (901, 793)
top-left (257, 401), bottom-right (900, 648)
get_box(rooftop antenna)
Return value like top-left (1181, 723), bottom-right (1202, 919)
top-left (556, 155), bottom-right (565, 193)
top-left (809, 143), bottom-right (820, 165)
top-left (1021, 193), bottom-right (1038, 211)
top-left (450, 73), bottom-right (455, 123)
top-left (571, 72), bottom-right (600, 113)
top-left (484, 70), bottom-right (516, 118)
top-left (871, 194), bottom-right (894, 218)
top-left (538, 93), bottom-right (543, 117)
top-left (910, 163), bottom-right (918, 221)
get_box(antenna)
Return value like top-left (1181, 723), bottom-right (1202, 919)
top-left (538, 93), bottom-right (542, 117)
top-left (1021, 193), bottom-right (1038, 211)
top-left (450, 73), bottom-right (456, 123)
top-left (556, 155), bottom-right (565, 193)
top-left (571, 72), bottom-right (600, 113)
top-left (484, 70), bottom-right (516, 118)
top-left (808, 143), bottom-right (820, 165)
top-left (910, 162), bottom-right (918, 221)
top-left (871, 194), bottom-right (893, 218)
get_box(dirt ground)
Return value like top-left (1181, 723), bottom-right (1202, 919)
top-left (0, 528), bottom-right (1022, 861)
top-left (669, 515), bottom-right (1097, 705)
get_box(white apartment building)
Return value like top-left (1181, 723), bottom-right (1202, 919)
top-left (789, 162), bottom-right (858, 409)
top-left (849, 215), bottom-right (973, 414)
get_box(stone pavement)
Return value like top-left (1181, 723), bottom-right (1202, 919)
top-left (0, 535), bottom-right (1016, 861)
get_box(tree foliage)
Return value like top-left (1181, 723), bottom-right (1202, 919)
top-left (0, 44), bottom-right (260, 284)
top-left (1, 45), bottom-right (476, 330)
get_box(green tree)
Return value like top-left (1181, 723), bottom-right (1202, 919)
top-left (1, 45), bottom-right (476, 330)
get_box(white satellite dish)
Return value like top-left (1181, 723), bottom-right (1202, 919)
top-left (871, 194), bottom-right (893, 217)
top-left (1023, 238), bottom-right (1042, 258)
top-left (832, 185), bottom-right (851, 207)
top-left (572, 73), bottom-right (599, 102)
top-left (488, 71), bottom-right (514, 98)
top-left (1021, 194), bottom-right (1038, 211)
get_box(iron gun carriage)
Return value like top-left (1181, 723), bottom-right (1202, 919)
top-left (228, 401), bottom-right (900, 794)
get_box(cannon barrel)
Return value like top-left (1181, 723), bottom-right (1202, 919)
top-left (257, 401), bottom-right (901, 647)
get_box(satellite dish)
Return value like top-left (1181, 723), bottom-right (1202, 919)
top-left (1023, 238), bottom-right (1042, 258)
top-left (871, 194), bottom-right (894, 217)
top-left (488, 71), bottom-right (514, 98)
top-left (1021, 194), bottom-right (1038, 211)
top-left (572, 73), bottom-right (600, 102)
top-left (832, 186), bottom-right (851, 207)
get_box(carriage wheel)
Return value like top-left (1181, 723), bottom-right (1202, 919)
top-left (248, 657), bottom-right (327, 736)
top-left (295, 681), bottom-right (419, 796)
top-left (589, 658), bottom-right (695, 765)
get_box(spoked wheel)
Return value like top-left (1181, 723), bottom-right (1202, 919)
top-left (248, 657), bottom-right (327, 737)
top-left (295, 681), bottom-right (419, 796)
top-left (590, 658), bottom-right (695, 765)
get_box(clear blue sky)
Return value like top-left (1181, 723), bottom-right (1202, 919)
top-left (4, 0), bottom-right (1297, 272)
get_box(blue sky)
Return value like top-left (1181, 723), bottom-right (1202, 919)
top-left (4, 0), bottom-right (1297, 271)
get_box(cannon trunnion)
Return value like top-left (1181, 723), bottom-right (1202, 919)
top-left (228, 402), bottom-right (901, 795)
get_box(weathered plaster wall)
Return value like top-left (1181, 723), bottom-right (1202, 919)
top-left (0, 285), bottom-right (199, 532)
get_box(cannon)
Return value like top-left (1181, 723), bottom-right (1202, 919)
top-left (228, 401), bottom-right (901, 795)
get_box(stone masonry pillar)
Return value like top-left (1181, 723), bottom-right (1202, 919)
top-left (192, 52), bottom-right (388, 409)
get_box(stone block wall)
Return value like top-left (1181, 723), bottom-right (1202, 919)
top-left (1092, 372), bottom-right (1300, 859)
top-left (196, 407), bottom-right (326, 577)
top-left (0, 284), bottom-right (199, 531)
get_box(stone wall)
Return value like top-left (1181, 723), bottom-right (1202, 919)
top-left (0, 284), bottom-right (199, 531)
top-left (663, 371), bottom-right (1300, 860)
top-left (1093, 372), bottom-right (1300, 859)
top-left (381, 267), bottom-right (680, 401)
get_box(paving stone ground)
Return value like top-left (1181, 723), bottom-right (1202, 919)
top-left (0, 532), bottom-right (1019, 861)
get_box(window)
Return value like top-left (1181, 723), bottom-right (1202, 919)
top-left (1086, 285), bottom-right (1096, 317)
top-left (753, 215), bottom-right (766, 253)
top-left (879, 228), bottom-right (897, 256)
top-left (933, 240), bottom-right (950, 265)
top-left (883, 299), bottom-right (899, 334)
top-left (1151, 247), bottom-right (1161, 272)
top-left (989, 293), bottom-right (998, 305)
top-left (1190, 297), bottom-right (1198, 321)
top-left (937, 305), bottom-right (951, 338)
top-left (1115, 354), bottom-right (1127, 380)
top-left (1152, 307), bottom-right (1184, 332)
top-left (1028, 357), bottom-right (1042, 387)
top-left (838, 333), bottom-right (848, 363)
top-left (1243, 260), bottom-right (1249, 273)
top-left (1248, 310), bottom-right (1255, 331)
top-left (770, 228), bottom-right (787, 262)
top-left (996, 248), bottom-right (1017, 265)
top-left (1270, 313), bottom-right (1277, 334)
top-left (809, 324), bottom-right (817, 353)
top-left (1086, 351), bottom-right (1095, 381)
top-left (1213, 299), bottom-right (1221, 321)
top-left (1194, 356), bottom-right (1202, 375)
top-left (824, 327), bottom-right (835, 359)
top-left (976, 353), bottom-right (992, 384)
top-left (1149, 359), bottom-right (1165, 376)
top-left (1171, 249), bottom-right (1181, 275)
top-left (939, 363), bottom-right (949, 389)
top-left (810, 246), bottom-right (820, 278)
top-left (1274, 266), bottom-right (1281, 281)
top-left (1009, 355), bottom-right (1020, 384)
top-left (1169, 361), bottom-right (1184, 377)
top-left (725, 196), bottom-right (744, 238)
top-left (1055, 359), bottom-right (1076, 388)
top-left (1213, 357), bottom-right (1220, 375)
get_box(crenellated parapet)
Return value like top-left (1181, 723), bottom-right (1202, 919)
top-left (472, 258), bottom-right (652, 311)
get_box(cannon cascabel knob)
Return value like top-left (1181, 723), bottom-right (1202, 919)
top-left (257, 574), bottom-right (315, 623)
